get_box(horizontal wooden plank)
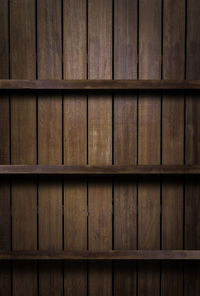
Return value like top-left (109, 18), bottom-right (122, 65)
top-left (0, 79), bottom-right (200, 90)
top-left (0, 250), bottom-right (200, 260)
top-left (0, 165), bottom-right (199, 174)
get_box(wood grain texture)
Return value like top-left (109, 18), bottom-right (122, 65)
top-left (1, 250), bottom-right (200, 260)
top-left (138, 0), bottom-right (161, 238)
top-left (114, 0), bottom-right (138, 80)
top-left (138, 0), bottom-right (161, 164)
top-left (0, 178), bottom-right (10, 250)
top-left (63, 1), bottom-right (87, 295)
top-left (114, 179), bottom-right (137, 249)
top-left (0, 179), bottom-right (11, 296)
top-left (10, 0), bottom-right (37, 295)
top-left (184, 177), bottom-right (200, 293)
top-left (2, 79), bottom-right (200, 89)
top-left (10, 0), bottom-right (36, 163)
top-left (63, 0), bottom-right (86, 80)
top-left (64, 96), bottom-right (87, 165)
top-left (114, 179), bottom-right (137, 296)
top-left (0, 0), bottom-right (9, 164)
top-left (162, 0), bottom-right (185, 163)
top-left (138, 0), bottom-right (161, 295)
top-left (37, 0), bottom-right (63, 295)
top-left (1, 164), bottom-right (200, 174)
top-left (64, 179), bottom-right (87, 295)
top-left (185, 0), bottom-right (200, 294)
top-left (161, 179), bottom-right (183, 296)
top-left (186, 0), bottom-right (200, 164)
top-left (88, 0), bottom-right (112, 295)
top-left (0, 0), bottom-right (10, 295)
top-left (1, 1), bottom-right (200, 295)
top-left (88, 96), bottom-right (112, 165)
top-left (114, 0), bottom-right (137, 294)
top-left (162, 0), bottom-right (185, 295)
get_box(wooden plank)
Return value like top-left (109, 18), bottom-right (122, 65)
top-left (162, 0), bottom-right (185, 295)
top-left (184, 177), bottom-right (200, 295)
top-left (0, 164), bottom-right (200, 174)
top-left (185, 0), bottom-right (200, 294)
top-left (0, 0), bottom-right (10, 295)
top-left (88, 0), bottom-right (112, 295)
top-left (113, 179), bottom-right (137, 295)
top-left (186, 1), bottom-right (200, 164)
top-left (37, 0), bottom-right (63, 295)
top-left (114, 0), bottom-right (137, 294)
top-left (10, 0), bottom-right (37, 295)
top-left (1, 79), bottom-right (200, 90)
top-left (0, 250), bottom-right (200, 260)
top-left (138, 0), bottom-right (161, 295)
top-left (63, 0), bottom-right (87, 295)
top-left (0, 0), bottom-right (9, 164)
top-left (0, 179), bottom-right (10, 296)
top-left (161, 179), bottom-right (183, 295)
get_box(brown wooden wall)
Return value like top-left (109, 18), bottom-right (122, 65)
top-left (0, 0), bottom-right (200, 295)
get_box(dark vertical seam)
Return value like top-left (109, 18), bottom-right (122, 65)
top-left (61, 0), bottom-right (64, 161)
top-left (136, 0), bottom-right (139, 294)
top-left (35, 1), bottom-right (40, 296)
top-left (35, 0), bottom-right (38, 82)
top-left (183, 0), bottom-right (187, 294)
top-left (136, 0), bottom-right (139, 165)
top-left (8, 1), bottom-right (13, 295)
top-left (112, 0), bottom-right (115, 295)
top-left (61, 1), bottom-right (65, 295)
top-left (183, 0), bottom-right (188, 251)
top-left (183, 0), bottom-right (188, 247)
top-left (61, 0), bottom-right (64, 249)
top-left (112, 179), bottom-right (115, 295)
top-left (160, 0), bottom-right (164, 245)
top-left (86, 176), bottom-right (89, 296)
top-left (160, 0), bottom-right (164, 294)
top-left (35, 0), bottom-right (39, 246)
top-left (160, 175), bottom-right (162, 296)
top-left (85, 51), bottom-right (89, 296)
top-left (8, 0), bottom-right (11, 167)
top-left (160, 0), bottom-right (164, 165)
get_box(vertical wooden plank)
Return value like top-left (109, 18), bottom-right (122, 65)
top-left (162, 0), bottom-right (185, 295)
top-left (185, 0), bottom-right (200, 294)
top-left (10, 0), bottom-right (37, 295)
top-left (0, 1), bottom-right (10, 294)
top-left (88, 0), bottom-right (112, 295)
top-left (37, 0), bottom-right (63, 295)
top-left (63, 0), bottom-right (87, 295)
top-left (138, 0), bottom-right (161, 295)
top-left (0, 0), bottom-right (9, 164)
top-left (162, 0), bottom-right (185, 163)
top-left (113, 178), bottom-right (137, 295)
top-left (114, 0), bottom-right (137, 295)
top-left (186, 0), bottom-right (200, 164)
top-left (0, 179), bottom-right (10, 296)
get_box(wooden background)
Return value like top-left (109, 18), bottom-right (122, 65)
top-left (0, 0), bottom-right (200, 295)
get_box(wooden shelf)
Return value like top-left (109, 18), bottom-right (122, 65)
top-left (0, 250), bottom-right (199, 260)
top-left (0, 79), bottom-right (200, 90)
top-left (0, 165), bottom-right (200, 175)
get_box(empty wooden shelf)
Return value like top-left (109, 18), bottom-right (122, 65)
top-left (0, 79), bottom-right (200, 90)
top-left (0, 250), bottom-right (199, 260)
top-left (0, 165), bottom-right (200, 174)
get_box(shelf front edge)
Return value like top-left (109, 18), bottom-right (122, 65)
top-left (0, 250), bottom-right (200, 260)
top-left (0, 165), bottom-right (200, 174)
top-left (1, 79), bottom-right (200, 90)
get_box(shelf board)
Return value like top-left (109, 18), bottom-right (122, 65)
top-left (0, 250), bottom-right (199, 260)
top-left (0, 79), bottom-right (200, 90)
top-left (0, 165), bottom-right (199, 175)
